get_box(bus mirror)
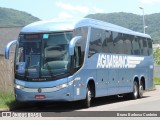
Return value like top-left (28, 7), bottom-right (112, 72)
top-left (69, 36), bottom-right (82, 55)
top-left (5, 40), bottom-right (17, 59)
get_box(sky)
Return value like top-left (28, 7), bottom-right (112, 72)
top-left (0, 0), bottom-right (160, 20)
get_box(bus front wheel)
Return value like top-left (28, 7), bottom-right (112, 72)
top-left (82, 85), bottom-right (92, 108)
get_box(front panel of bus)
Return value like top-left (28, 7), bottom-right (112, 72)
top-left (14, 27), bottom-right (88, 102)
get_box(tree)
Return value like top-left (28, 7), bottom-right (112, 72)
top-left (154, 48), bottom-right (160, 65)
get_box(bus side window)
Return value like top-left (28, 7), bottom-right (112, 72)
top-left (102, 30), bottom-right (110, 53)
top-left (88, 28), bottom-right (102, 57)
top-left (148, 39), bottom-right (152, 55)
top-left (106, 31), bottom-right (114, 53)
top-left (132, 36), bottom-right (140, 55)
top-left (138, 37), bottom-right (143, 55)
top-left (123, 34), bottom-right (132, 55)
top-left (114, 33), bottom-right (123, 54)
top-left (143, 38), bottom-right (148, 56)
top-left (74, 46), bottom-right (82, 68)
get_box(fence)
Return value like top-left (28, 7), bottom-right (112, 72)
top-left (0, 55), bottom-right (14, 93)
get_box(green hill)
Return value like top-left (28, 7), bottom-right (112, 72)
top-left (86, 12), bottom-right (160, 41)
top-left (0, 8), bottom-right (159, 41)
top-left (0, 7), bottom-right (40, 27)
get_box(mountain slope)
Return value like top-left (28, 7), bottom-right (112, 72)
top-left (0, 7), bottom-right (40, 27)
top-left (86, 12), bottom-right (160, 41)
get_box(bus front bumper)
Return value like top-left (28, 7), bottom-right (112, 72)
top-left (14, 85), bottom-right (74, 102)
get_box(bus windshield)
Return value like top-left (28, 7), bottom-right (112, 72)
top-left (15, 32), bottom-right (72, 81)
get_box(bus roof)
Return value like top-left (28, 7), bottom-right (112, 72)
top-left (21, 18), bottom-right (151, 38)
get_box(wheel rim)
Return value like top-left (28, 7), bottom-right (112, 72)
top-left (134, 83), bottom-right (138, 98)
top-left (139, 85), bottom-right (143, 97)
top-left (88, 90), bottom-right (91, 103)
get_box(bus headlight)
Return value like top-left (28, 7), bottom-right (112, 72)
top-left (56, 80), bottom-right (74, 89)
top-left (56, 83), bottom-right (68, 89)
top-left (15, 84), bottom-right (24, 90)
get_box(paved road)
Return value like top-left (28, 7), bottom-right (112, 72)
top-left (80, 85), bottom-right (160, 111)
top-left (12, 85), bottom-right (160, 112)
top-left (1, 85), bottom-right (159, 120)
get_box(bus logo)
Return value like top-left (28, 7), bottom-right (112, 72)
top-left (97, 54), bottom-right (144, 69)
top-left (38, 88), bottom-right (42, 93)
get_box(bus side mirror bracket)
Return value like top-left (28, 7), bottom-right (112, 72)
top-left (5, 40), bottom-right (17, 59)
top-left (69, 36), bottom-right (82, 56)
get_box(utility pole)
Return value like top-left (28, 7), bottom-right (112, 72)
top-left (139, 7), bottom-right (146, 34)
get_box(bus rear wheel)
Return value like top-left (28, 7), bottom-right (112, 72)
top-left (138, 81), bottom-right (144, 98)
top-left (82, 85), bottom-right (92, 108)
top-left (130, 81), bottom-right (138, 99)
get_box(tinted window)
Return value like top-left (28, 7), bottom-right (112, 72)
top-left (138, 37), bottom-right (143, 55)
top-left (88, 27), bottom-right (152, 56)
top-left (89, 28), bottom-right (102, 57)
top-left (132, 37), bottom-right (140, 55)
top-left (102, 30), bottom-right (112, 53)
top-left (114, 33), bottom-right (124, 54)
top-left (73, 27), bottom-right (88, 65)
top-left (142, 39), bottom-right (148, 56)
top-left (123, 34), bottom-right (132, 55)
top-left (148, 39), bottom-right (152, 55)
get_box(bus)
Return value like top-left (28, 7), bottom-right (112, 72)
top-left (5, 18), bottom-right (154, 108)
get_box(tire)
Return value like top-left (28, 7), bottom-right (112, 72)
top-left (82, 85), bottom-right (92, 108)
top-left (130, 81), bottom-right (138, 99)
top-left (138, 81), bottom-right (144, 98)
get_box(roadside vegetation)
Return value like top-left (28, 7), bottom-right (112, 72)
top-left (0, 91), bottom-right (27, 109)
top-left (154, 77), bottom-right (160, 85)
top-left (154, 48), bottom-right (160, 65)
top-left (0, 92), bottom-right (14, 109)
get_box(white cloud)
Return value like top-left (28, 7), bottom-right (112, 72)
top-left (56, 1), bottom-right (89, 14)
top-left (58, 12), bottom-right (73, 19)
top-left (56, 1), bottom-right (104, 14)
top-left (140, 0), bottom-right (160, 4)
top-left (92, 6), bottom-right (104, 13)
top-left (48, 12), bottom-right (74, 21)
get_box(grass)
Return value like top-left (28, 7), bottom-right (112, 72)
top-left (0, 92), bottom-right (15, 109)
top-left (154, 77), bottom-right (160, 85)
top-left (0, 92), bottom-right (26, 110)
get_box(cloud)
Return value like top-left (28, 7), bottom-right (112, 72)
top-left (56, 1), bottom-right (89, 14)
top-left (48, 11), bottom-right (74, 21)
top-left (140, 0), bottom-right (160, 4)
top-left (54, 1), bottom-right (105, 21)
top-left (56, 1), bottom-right (104, 14)
top-left (58, 12), bottom-right (73, 19)
top-left (92, 6), bottom-right (104, 13)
